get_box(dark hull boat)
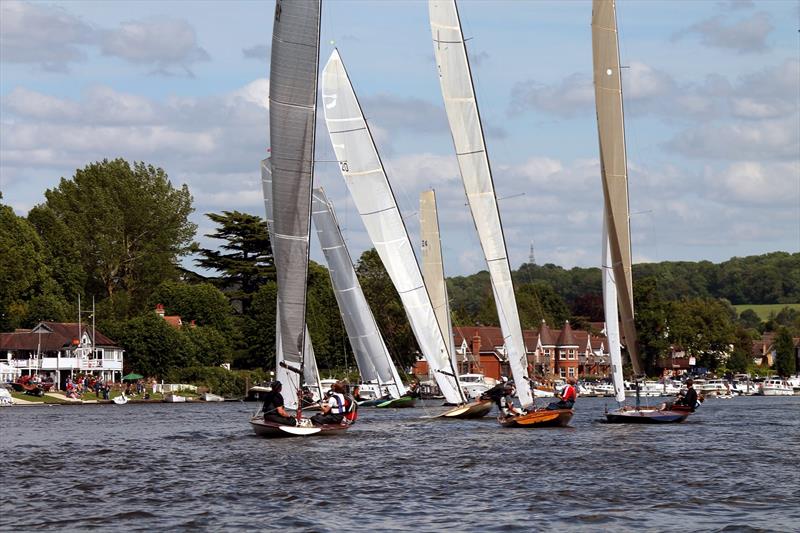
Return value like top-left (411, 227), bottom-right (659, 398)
top-left (439, 399), bottom-right (493, 419)
top-left (375, 396), bottom-right (416, 408)
top-left (605, 405), bottom-right (691, 424)
top-left (499, 408), bottom-right (573, 428)
top-left (249, 417), bottom-right (351, 438)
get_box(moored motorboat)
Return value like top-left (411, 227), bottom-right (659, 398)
top-left (499, 408), bottom-right (573, 428)
top-left (163, 393), bottom-right (186, 403)
top-left (202, 392), bottom-right (224, 402)
top-left (760, 377), bottom-right (793, 396)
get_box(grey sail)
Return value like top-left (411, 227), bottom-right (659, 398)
top-left (321, 49), bottom-right (466, 405)
top-left (429, 0), bottom-right (532, 406)
top-left (261, 159), bottom-right (321, 408)
top-left (269, 0), bottom-right (322, 390)
top-left (592, 0), bottom-right (642, 375)
top-left (311, 187), bottom-right (406, 398)
top-left (420, 190), bottom-right (458, 372)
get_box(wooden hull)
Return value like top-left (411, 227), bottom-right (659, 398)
top-left (499, 408), bottom-right (573, 428)
top-left (605, 406), bottom-right (690, 424)
top-left (249, 417), bottom-right (350, 438)
top-left (439, 399), bottom-right (493, 419)
top-left (375, 396), bottom-right (416, 408)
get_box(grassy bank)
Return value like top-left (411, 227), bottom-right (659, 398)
top-left (733, 303), bottom-right (800, 320)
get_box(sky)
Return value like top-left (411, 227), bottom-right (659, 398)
top-left (1, 0), bottom-right (798, 277)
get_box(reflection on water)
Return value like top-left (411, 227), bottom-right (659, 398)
top-left (1, 396), bottom-right (798, 532)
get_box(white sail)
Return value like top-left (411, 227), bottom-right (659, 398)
top-left (261, 158), bottom-right (321, 409)
top-left (602, 215), bottom-right (626, 403)
top-left (321, 49), bottom-right (465, 405)
top-left (429, 0), bottom-right (532, 406)
top-left (420, 190), bottom-right (458, 372)
top-left (311, 187), bottom-right (406, 398)
top-left (592, 0), bottom-right (642, 376)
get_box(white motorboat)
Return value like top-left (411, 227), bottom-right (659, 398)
top-left (163, 393), bottom-right (187, 403)
top-left (0, 385), bottom-right (14, 406)
top-left (760, 378), bottom-right (793, 396)
top-left (202, 393), bottom-right (224, 402)
top-left (787, 375), bottom-right (800, 395)
top-left (591, 383), bottom-right (616, 397)
top-left (698, 379), bottom-right (739, 396)
top-left (458, 373), bottom-right (493, 400)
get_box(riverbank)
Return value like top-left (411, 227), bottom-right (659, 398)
top-left (4, 390), bottom-right (216, 405)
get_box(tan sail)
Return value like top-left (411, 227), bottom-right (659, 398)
top-left (592, 0), bottom-right (642, 375)
top-left (420, 190), bottom-right (458, 371)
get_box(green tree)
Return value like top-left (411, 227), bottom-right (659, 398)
top-left (0, 203), bottom-right (69, 329)
top-left (306, 260), bottom-right (349, 369)
top-left (183, 325), bottom-right (233, 366)
top-left (727, 326), bottom-right (753, 374)
top-left (106, 313), bottom-right (193, 377)
top-left (32, 159), bottom-right (196, 310)
top-left (242, 281), bottom-right (278, 369)
top-left (773, 327), bottom-right (797, 377)
top-left (669, 297), bottom-right (735, 370)
top-left (195, 211), bottom-right (273, 312)
top-left (356, 249), bottom-right (418, 368)
top-left (738, 309), bottom-right (762, 331)
top-left (148, 281), bottom-right (233, 332)
top-left (633, 277), bottom-right (670, 375)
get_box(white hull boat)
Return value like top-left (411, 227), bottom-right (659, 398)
top-left (202, 393), bottom-right (224, 402)
top-left (163, 394), bottom-right (187, 403)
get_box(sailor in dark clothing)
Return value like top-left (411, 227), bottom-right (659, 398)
top-left (261, 381), bottom-right (297, 426)
top-left (480, 379), bottom-right (522, 418)
top-left (407, 381), bottom-right (421, 399)
top-left (674, 379), bottom-right (699, 412)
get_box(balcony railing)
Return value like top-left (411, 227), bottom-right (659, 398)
top-left (9, 358), bottom-right (123, 371)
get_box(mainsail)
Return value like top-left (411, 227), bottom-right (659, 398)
top-left (592, 0), bottom-right (643, 376)
top-left (269, 0), bottom-right (322, 398)
top-left (321, 49), bottom-right (465, 405)
top-left (602, 216), bottom-right (626, 403)
top-left (261, 159), bottom-right (322, 409)
top-left (311, 187), bottom-right (406, 399)
top-left (429, 0), bottom-right (532, 406)
top-left (420, 190), bottom-right (458, 372)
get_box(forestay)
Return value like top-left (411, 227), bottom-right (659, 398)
top-left (321, 49), bottom-right (464, 405)
top-left (261, 159), bottom-right (322, 409)
top-left (592, 0), bottom-right (642, 375)
top-left (420, 190), bottom-right (458, 371)
top-left (429, 0), bottom-right (532, 406)
top-left (269, 0), bottom-right (321, 381)
top-left (311, 187), bottom-right (406, 399)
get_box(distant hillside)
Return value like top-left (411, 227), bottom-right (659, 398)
top-left (733, 303), bottom-right (800, 321)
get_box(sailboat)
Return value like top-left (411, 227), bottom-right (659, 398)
top-left (310, 187), bottom-right (413, 408)
top-left (592, 0), bottom-right (691, 424)
top-left (261, 159), bottom-right (323, 410)
top-left (420, 190), bottom-right (493, 416)
top-left (429, 0), bottom-right (572, 427)
top-left (250, 0), bottom-right (352, 437)
top-left (321, 48), bottom-right (489, 418)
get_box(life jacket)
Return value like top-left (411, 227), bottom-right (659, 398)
top-left (343, 393), bottom-right (358, 424)
top-left (329, 392), bottom-right (347, 415)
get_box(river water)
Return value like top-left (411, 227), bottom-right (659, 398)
top-left (1, 396), bottom-right (798, 532)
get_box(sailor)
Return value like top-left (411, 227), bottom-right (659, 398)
top-left (674, 379), bottom-right (699, 411)
top-left (310, 381), bottom-right (347, 426)
top-left (547, 378), bottom-right (577, 410)
top-left (481, 379), bottom-right (522, 418)
top-left (407, 380), bottom-right (421, 399)
top-left (261, 381), bottom-right (297, 426)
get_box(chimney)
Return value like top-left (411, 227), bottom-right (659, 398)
top-left (155, 304), bottom-right (165, 318)
top-left (471, 334), bottom-right (482, 360)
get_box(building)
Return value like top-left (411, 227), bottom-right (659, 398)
top-left (0, 322), bottom-right (124, 388)
top-left (411, 321), bottom-right (611, 382)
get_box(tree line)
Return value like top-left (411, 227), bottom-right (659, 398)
top-left (1, 159), bottom-right (797, 384)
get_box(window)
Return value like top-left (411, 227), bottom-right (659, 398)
top-left (559, 368), bottom-right (566, 378)
top-left (559, 350), bottom-right (566, 360)
top-left (568, 367), bottom-right (575, 377)
top-left (568, 349), bottom-right (575, 360)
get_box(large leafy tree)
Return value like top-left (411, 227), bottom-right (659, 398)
top-left (668, 297), bottom-right (735, 370)
top-left (30, 159), bottom-right (196, 310)
top-left (0, 202), bottom-right (71, 329)
top-left (633, 277), bottom-right (670, 375)
top-left (148, 281), bottom-right (233, 333)
top-left (105, 313), bottom-right (193, 378)
top-left (773, 327), bottom-right (797, 377)
top-left (242, 281), bottom-right (278, 370)
top-left (727, 326), bottom-right (754, 374)
top-left (195, 211), bottom-right (273, 312)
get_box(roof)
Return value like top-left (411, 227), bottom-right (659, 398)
top-left (555, 321), bottom-right (577, 346)
top-left (0, 322), bottom-right (120, 351)
top-left (538, 320), bottom-right (555, 346)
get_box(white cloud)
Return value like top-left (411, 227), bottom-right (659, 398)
top-left (673, 11), bottom-right (773, 54)
top-left (717, 161), bottom-right (800, 205)
top-left (100, 18), bottom-right (209, 75)
top-left (667, 116), bottom-right (798, 161)
top-left (0, 0), bottom-right (94, 71)
top-left (509, 72), bottom-right (594, 118)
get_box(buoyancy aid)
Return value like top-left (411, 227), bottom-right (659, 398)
top-left (329, 392), bottom-right (346, 414)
